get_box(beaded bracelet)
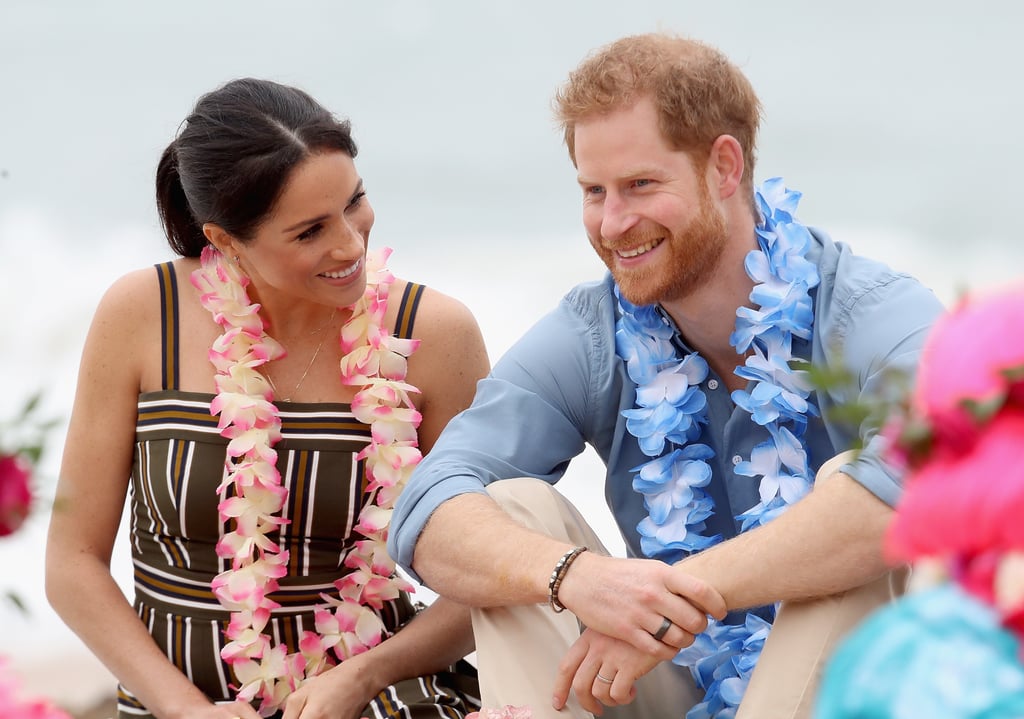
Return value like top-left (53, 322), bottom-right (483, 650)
top-left (548, 546), bottom-right (588, 613)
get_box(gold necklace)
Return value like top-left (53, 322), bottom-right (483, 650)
top-left (264, 308), bottom-right (337, 402)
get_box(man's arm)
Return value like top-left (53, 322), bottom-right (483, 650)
top-left (393, 285), bottom-right (727, 652)
top-left (676, 467), bottom-right (891, 610)
top-left (678, 259), bottom-right (944, 610)
top-left (413, 491), bottom-right (726, 652)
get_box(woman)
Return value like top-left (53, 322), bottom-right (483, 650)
top-left (45, 78), bottom-right (490, 719)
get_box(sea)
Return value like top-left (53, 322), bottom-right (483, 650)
top-left (2, 0), bottom-right (1023, 708)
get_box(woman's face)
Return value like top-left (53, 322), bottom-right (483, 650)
top-left (234, 150), bottom-right (374, 309)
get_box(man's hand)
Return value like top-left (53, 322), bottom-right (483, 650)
top-left (552, 627), bottom-right (676, 715)
top-left (556, 552), bottom-right (726, 654)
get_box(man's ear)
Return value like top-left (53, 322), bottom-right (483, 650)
top-left (707, 134), bottom-right (745, 200)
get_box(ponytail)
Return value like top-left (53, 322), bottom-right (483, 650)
top-left (155, 141), bottom-right (207, 258)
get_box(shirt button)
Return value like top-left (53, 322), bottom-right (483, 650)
top-left (731, 455), bottom-right (742, 466)
top-left (707, 379), bottom-right (719, 390)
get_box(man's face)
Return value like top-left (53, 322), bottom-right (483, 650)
top-left (574, 96), bottom-right (726, 306)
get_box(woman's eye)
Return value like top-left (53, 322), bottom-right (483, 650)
top-left (346, 191), bottom-right (367, 211)
top-left (297, 223), bottom-right (322, 241)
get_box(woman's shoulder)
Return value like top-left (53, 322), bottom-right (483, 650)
top-left (389, 277), bottom-right (489, 398)
top-left (91, 259), bottom-right (197, 331)
top-left (389, 277), bottom-right (481, 342)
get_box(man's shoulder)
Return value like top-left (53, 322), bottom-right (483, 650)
top-left (810, 228), bottom-right (931, 311)
top-left (809, 227), bottom-right (942, 347)
top-left (562, 273), bottom-right (618, 317)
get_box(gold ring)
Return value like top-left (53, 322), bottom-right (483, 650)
top-left (596, 672), bottom-right (614, 684)
top-left (652, 616), bottom-right (673, 642)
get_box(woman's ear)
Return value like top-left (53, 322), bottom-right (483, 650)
top-left (202, 223), bottom-right (237, 257)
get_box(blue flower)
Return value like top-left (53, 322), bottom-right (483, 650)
top-left (638, 502), bottom-right (720, 558)
top-left (624, 357), bottom-right (709, 455)
top-left (734, 432), bottom-right (811, 505)
top-left (616, 325), bottom-right (677, 385)
top-left (615, 178), bottom-right (820, 715)
top-left (677, 617), bottom-right (769, 719)
top-left (757, 176), bottom-right (800, 219)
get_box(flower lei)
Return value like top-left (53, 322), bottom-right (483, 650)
top-left (614, 178), bottom-right (821, 719)
top-left (191, 246), bottom-right (421, 714)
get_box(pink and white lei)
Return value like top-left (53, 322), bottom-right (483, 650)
top-left (191, 246), bottom-right (421, 714)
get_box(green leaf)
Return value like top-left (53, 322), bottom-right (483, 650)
top-left (961, 394), bottom-right (1006, 424)
top-left (1001, 364), bottom-right (1024, 382)
top-left (4, 590), bottom-right (30, 617)
top-left (18, 391), bottom-right (43, 420)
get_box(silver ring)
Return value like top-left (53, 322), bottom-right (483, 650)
top-left (652, 616), bottom-right (673, 642)
top-left (595, 672), bottom-right (614, 684)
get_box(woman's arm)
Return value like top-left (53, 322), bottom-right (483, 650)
top-left (44, 270), bottom-right (261, 719)
top-left (282, 596), bottom-right (475, 719)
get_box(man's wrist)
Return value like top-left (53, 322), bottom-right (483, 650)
top-left (548, 546), bottom-right (588, 613)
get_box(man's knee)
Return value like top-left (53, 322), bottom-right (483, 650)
top-left (485, 478), bottom-right (605, 553)
top-left (814, 449), bottom-right (859, 488)
top-left (485, 477), bottom-right (559, 507)
top-left (485, 478), bottom-right (566, 534)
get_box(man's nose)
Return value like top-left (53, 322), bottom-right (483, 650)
top-left (600, 195), bottom-right (638, 242)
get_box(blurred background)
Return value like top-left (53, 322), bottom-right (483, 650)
top-left (2, 0), bottom-right (1023, 712)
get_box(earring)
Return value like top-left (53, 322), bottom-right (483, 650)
top-left (233, 255), bottom-right (240, 264)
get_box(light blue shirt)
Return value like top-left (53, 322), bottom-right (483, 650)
top-left (390, 230), bottom-right (944, 582)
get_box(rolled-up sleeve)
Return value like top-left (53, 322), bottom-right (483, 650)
top-left (817, 245), bottom-right (945, 505)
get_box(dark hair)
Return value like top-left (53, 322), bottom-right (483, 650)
top-left (156, 78), bottom-right (358, 257)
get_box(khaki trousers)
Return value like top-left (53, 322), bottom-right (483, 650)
top-left (471, 455), bottom-right (905, 719)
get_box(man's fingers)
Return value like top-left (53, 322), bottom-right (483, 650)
top-left (552, 636), bottom-right (589, 710)
top-left (572, 669), bottom-right (604, 716)
top-left (668, 570), bottom-right (728, 620)
top-left (649, 616), bottom-right (697, 651)
top-left (665, 597), bottom-right (713, 636)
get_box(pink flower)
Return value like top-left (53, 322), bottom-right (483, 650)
top-left (912, 286), bottom-right (1024, 421)
top-left (886, 407), bottom-right (1024, 564)
top-left (0, 658), bottom-right (72, 718)
top-left (0, 454), bottom-right (32, 537)
top-left (192, 246), bottom-right (423, 712)
top-left (466, 706), bottom-right (534, 719)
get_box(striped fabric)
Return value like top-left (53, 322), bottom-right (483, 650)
top-left (115, 264), bottom-right (480, 718)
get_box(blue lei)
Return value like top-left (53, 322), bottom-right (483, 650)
top-left (614, 178), bottom-right (821, 719)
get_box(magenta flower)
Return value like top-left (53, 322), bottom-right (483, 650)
top-left (0, 454), bottom-right (32, 537)
top-left (913, 287), bottom-right (1024, 423)
top-left (887, 406), bottom-right (1024, 565)
top-left (0, 658), bottom-right (72, 718)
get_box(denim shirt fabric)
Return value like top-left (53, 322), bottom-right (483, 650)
top-left (389, 230), bottom-right (945, 581)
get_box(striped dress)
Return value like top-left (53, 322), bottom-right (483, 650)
top-left (119, 262), bottom-right (480, 718)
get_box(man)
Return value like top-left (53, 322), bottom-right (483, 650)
top-left (388, 33), bottom-right (944, 718)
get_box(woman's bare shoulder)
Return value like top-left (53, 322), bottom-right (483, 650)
top-left (92, 259), bottom-right (195, 322)
top-left (393, 278), bottom-right (483, 343)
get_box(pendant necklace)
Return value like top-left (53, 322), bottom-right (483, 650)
top-left (264, 307), bottom-right (337, 401)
